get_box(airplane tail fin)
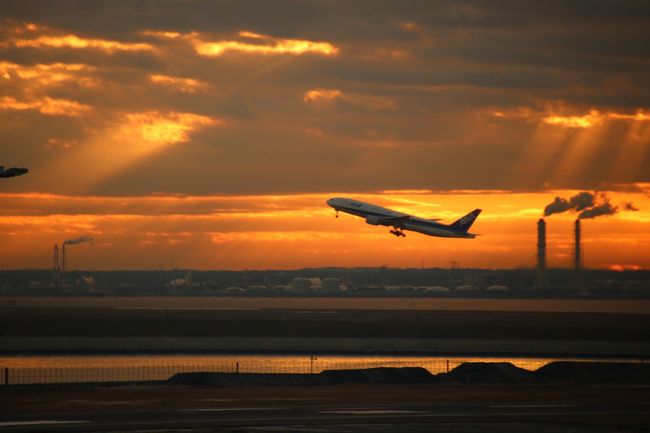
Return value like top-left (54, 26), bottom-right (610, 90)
top-left (449, 209), bottom-right (481, 232)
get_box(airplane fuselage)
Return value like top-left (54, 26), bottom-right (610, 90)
top-left (327, 197), bottom-right (479, 238)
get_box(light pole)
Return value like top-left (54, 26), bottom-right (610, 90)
top-left (310, 355), bottom-right (318, 374)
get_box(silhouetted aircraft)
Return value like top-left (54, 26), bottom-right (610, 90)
top-left (327, 197), bottom-right (481, 238)
top-left (0, 166), bottom-right (29, 178)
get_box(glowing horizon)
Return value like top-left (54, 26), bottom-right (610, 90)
top-left (0, 190), bottom-right (647, 271)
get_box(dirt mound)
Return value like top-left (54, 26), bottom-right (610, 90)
top-left (438, 362), bottom-right (534, 383)
top-left (167, 362), bottom-right (650, 387)
top-left (535, 361), bottom-right (650, 383)
top-left (167, 372), bottom-right (321, 387)
top-left (168, 367), bottom-right (434, 386)
top-left (320, 367), bottom-right (434, 385)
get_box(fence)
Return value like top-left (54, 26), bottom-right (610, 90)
top-left (1, 356), bottom-right (561, 386)
top-left (3, 363), bottom-right (236, 385)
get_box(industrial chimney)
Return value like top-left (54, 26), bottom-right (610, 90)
top-left (537, 219), bottom-right (546, 271)
top-left (536, 218), bottom-right (546, 289)
top-left (53, 244), bottom-right (60, 283)
top-left (574, 219), bottom-right (581, 271)
top-left (61, 243), bottom-right (66, 277)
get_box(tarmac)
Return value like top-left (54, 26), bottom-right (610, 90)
top-left (1, 382), bottom-right (649, 432)
top-left (2, 298), bottom-right (649, 431)
top-left (2, 304), bottom-right (649, 358)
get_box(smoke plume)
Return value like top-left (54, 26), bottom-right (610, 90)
top-left (569, 192), bottom-right (595, 211)
top-left (622, 202), bottom-right (639, 212)
top-left (64, 236), bottom-right (94, 245)
top-left (543, 197), bottom-right (571, 216)
top-left (543, 191), bottom-right (637, 219)
top-left (578, 202), bottom-right (617, 219)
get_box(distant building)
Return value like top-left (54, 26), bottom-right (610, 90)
top-left (321, 278), bottom-right (342, 292)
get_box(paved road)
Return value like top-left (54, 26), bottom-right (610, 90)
top-left (1, 384), bottom-right (649, 432)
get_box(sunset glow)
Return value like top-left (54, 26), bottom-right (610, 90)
top-left (304, 89), bottom-right (342, 103)
top-left (543, 110), bottom-right (650, 129)
top-left (0, 191), bottom-right (648, 270)
top-left (0, 96), bottom-right (92, 116)
top-left (304, 89), bottom-right (395, 110)
top-left (122, 111), bottom-right (219, 145)
top-left (0, 62), bottom-right (92, 85)
top-left (193, 32), bottom-right (338, 57)
top-left (14, 35), bottom-right (153, 52)
top-left (149, 74), bottom-right (207, 93)
top-left (1, 3), bottom-right (649, 271)
top-left (4, 22), bottom-right (155, 53)
top-left (543, 111), bottom-right (603, 128)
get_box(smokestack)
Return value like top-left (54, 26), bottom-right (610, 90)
top-left (574, 219), bottom-right (581, 271)
top-left (537, 219), bottom-right (546, 272)
top-left (53, 244), bottom-right (59, 282)
top-left (59, 236), bottom-right (93, 275)
top-left (536, 219), bottom-right (546, 289)
top-left (61, 243), bottom-right (66, 276)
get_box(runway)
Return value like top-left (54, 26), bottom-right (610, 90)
top-left (3, 301), bottom-right (649, 358)
top-left (2, 384), bottom-right (648, 432)
top-left (2, 406), bottom-right (647, 432)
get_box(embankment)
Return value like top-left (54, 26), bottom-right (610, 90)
top-left (167, 362), bottom-right (650, 386)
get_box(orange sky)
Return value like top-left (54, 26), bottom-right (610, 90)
top-left (1, 3), bottom-right (649, 270)
top-left (0, 190), bottom-right (648, 270)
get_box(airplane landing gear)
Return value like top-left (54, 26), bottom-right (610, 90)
top-left (335, 210), bottom-right (339, 218)
top-left (390, 228), bottom-right (405, 237)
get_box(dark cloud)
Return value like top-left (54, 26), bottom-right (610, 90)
top-left (1, 1), bottom-right (649, 195)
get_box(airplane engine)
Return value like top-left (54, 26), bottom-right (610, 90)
top-left (365, 216), bottom-right (382, 225)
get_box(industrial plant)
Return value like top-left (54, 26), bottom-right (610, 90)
top-left (535, 217), bottom-right (586, 291)
top-left (0, 211), bottom-right (646, 298)
top-left (51, 237), bottom-right (94, 285)
top-left (536, 218), bottom-right (546, 289)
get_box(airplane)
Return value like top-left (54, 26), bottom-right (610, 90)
top-left (327, 197), bottom-right (481, 238)
top-left (0, 166), bottom-right (28, 178)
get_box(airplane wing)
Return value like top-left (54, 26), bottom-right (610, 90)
top-left (378, 215), bottom-right (411, 224)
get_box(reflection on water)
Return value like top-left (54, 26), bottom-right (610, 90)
top-left (0, 354), bottom-right (635, 385)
